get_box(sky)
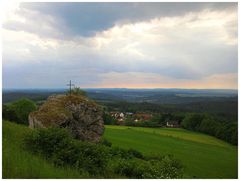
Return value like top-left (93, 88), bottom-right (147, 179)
top-left (2, 2), bottom-right (238, 89)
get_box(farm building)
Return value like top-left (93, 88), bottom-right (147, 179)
top-left (166, 121), bottom-right (180, 128)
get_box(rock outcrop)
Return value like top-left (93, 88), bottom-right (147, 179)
top-left (29, 94), bottom-right (104, 143)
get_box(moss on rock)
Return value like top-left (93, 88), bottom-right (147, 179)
top-left (29, 94), bottom-right (104, 143)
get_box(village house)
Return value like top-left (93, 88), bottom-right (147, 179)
top-left (133, 113), bottom-right (153, 121)
top-left (166, 121), bottom-right (180, 128)
top-left (110, 112), bottom-right (125, 122)
top-left (110, 112), bottom-right (153, 124)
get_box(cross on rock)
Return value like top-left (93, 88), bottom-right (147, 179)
top-left (67, 80), bottom-right (75, 95)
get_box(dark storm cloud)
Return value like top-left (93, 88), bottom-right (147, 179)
top-left (2, 2), bottom-right (238, 89)
top-left (19, 2), bottom-right (237, 37)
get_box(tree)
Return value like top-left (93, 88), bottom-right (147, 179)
top-left (103, 112), bottom-right (117, 125)
top-left (229, 123), bottom-right (238, 145)
top-left (8, 98), bottom-right (37, 125)
top-left (198, 116), bottom-right (218, 135)
top-left (2, 104), bottom-right (18, 121)
top-left (181, 113), bottom-right (204, 131)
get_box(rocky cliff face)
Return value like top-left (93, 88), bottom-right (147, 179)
top-left (29, 94), bottom-right (104, 143)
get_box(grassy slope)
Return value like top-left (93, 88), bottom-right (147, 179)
top-left (3, 121), bottom-right (237, 178)
top-left (3, 121), bottom-right (89, 179)
top-left (104, 125), bottom-right (238, 178)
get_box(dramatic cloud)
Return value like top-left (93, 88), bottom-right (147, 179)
top-left (2, 2), bottom-right (238, 89)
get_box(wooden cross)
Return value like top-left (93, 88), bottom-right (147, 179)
top-left (67, 80), bottom-right (75, 95)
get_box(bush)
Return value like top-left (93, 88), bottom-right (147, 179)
top-left (114, 155), bottom-right (183, 178)
top-left (109, 147), bottom-right (132, 159)
top-left (109, 147), bottom-right (143, 159)
top-left (4, 99), bottom-right (37, 125)
top-left (103, 112), bottom-right (117, 125)
top-left (24, 127), bottom-right (184, 178)
top-left (2, 104), bottom-right (18, 121)
top-left (24, 127), bottom-right (109, 175)
top-left (100, 138), bottom-right (112, 147)
top-left (24, 127), bottom-right (73, 158)
top-left (127, 148), bottom-right (144, 159)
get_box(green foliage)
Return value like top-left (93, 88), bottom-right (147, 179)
top-left (3, 99), bottom-right (37, 125)
top-left (103, 98), bottom-right (237, 121)
top-left (114, 155), bottom-right (183, 178)
top-left (104, 125), bottom-right (237, 178)
top-left (23, 126), bottom-right (183, 178)
top-left (24, 127), bottom-right (73, 158)
top-left (2, 104), bottom-right (18, 121)
top-left (216, 122), bottom-right (238, 145)
top-left (67, 87), bottom-right (86, 96)
top-left (127, 148), bottom-right (144, 159)
top-left (100, 138), bottom-right (112, 147)
top-left (103, 112), bottom-right (117, 125)
top-left (3, 121), bottom-right (238, 179)
top-left (150, 114), bottom-right (164, 125)
top-left (181, 113), bottom-right (204, 131)
top-left (24, 127), bottom-right (109, 175)
top-left (181, 113), bottom-right (237, 145)
top-left (3, 120), bottom-right (89, 179)
top-left (198, 117), bottom-right (218, 135)
top-left (109, 147), bottom-right (143, 159)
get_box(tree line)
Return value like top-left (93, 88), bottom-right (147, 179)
top-left (181, 113), bottom-right (237, 145)
top-left (103, 111), bottom-right (237, 145)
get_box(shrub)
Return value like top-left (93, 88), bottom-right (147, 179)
top-left (5, 99), bottom-right (37, 125)
top-left (103, 112), bottom-right (117, 125)
top-left (109, 147), bottom-right (142, 159)
top-left (24, 127), bottom-right (109, 175)
top-left (114, 155), bottom-right (183, 178)
top-left (24, 127), bottom-right (73, 158)
top-left (100, 138), bottom-right (112, 147)
top-left (109, 147), bottom-right (144, 159)
top-left (24, 127), bottom-right (184, 178)
top-left (2, 104), bottom-right (18, 121)
top-left (127, 148), bottom-right (144, 159)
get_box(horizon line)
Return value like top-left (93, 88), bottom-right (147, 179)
top-left (2, 87), bottom-right (238, 91)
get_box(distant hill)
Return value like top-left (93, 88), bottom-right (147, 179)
top-left (2, 88), bottom-right (237, 104)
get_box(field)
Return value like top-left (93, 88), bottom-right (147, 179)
top-left (104, 125), bottom-right (238, 178)
top-left (3, 121), bottom-right (237, 178)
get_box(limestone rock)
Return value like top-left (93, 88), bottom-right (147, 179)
top-left (29, 94), bottom-right (104, 143)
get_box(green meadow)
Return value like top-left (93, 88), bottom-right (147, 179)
top-left (3, 121), bottom-right (89, 179)
top-left (104, 125), bottom-right (238, 178)
top-left (3, 121), bottom-right (237, 178)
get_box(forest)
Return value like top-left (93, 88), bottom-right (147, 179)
top-left (3, 88), bottom-right (238, 145)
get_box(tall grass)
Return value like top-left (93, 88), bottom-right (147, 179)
top-left (3, 121), bottom-right (89, 178)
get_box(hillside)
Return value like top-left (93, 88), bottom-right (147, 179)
top-left (3, 121), bottom-right (237, 178)
top-left (3, 121), bottom-right (89, 178)
top-left (104, 125), bottom-right (237, 178)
